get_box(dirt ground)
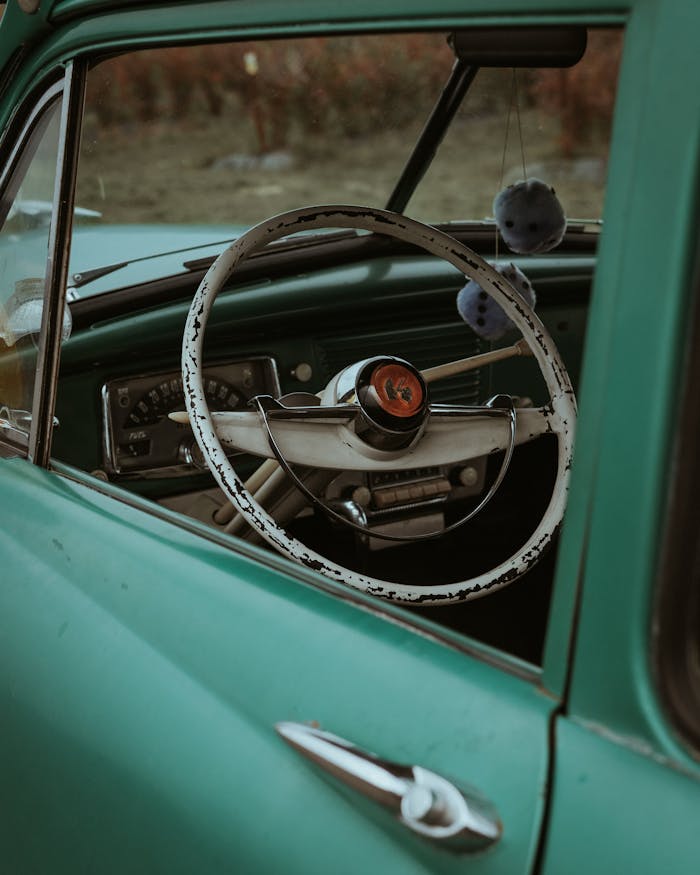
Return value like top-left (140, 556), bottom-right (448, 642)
top-left (75, 105), bottom-right (609, 232)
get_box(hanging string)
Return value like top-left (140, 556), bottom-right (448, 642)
top-left (495, 69), bottom-right (528, 265)
top-left (495, 72), bottom-right (514, 264)
top-left (513, 70), bottom-right (528, 181)
top-left (497, 73), bottom-right (515, 193)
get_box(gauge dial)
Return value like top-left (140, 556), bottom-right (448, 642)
top-left (125, 375), bottom-right (241, 427)
top-left (102, 358), bottom-right (279, 476)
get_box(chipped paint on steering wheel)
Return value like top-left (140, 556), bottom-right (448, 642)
top-left (182, 205), bottom-right (576, 604)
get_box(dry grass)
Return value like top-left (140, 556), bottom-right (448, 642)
top-left (76, 106), bottom-right (609, 229)
top-left (75, 34), bottom-right (616, 229)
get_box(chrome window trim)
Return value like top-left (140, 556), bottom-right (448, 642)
top-left (0, 77), bottom-right (65, 455)
top-left (29, 58), bottom-right (87, 466)
top-left (0, 77), bottom-right (64, 221)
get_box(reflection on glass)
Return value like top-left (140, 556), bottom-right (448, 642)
top-left (0, 98), bottom-right (62, 441)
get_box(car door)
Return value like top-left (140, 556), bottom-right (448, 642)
top-left (2, 459), bottom-right (557, 874)
top-left (0, 39), bottom-right (559, 875)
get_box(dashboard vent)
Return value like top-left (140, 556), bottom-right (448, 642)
top-left (317, 323), bottom-right (483, 405)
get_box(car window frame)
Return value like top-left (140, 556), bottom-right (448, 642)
top-left (0, 59), bottom-right (86, 462)
top-left (653, 223), bottom-right (700, 756)
top-left (0, 77), bottom-right (63, 455)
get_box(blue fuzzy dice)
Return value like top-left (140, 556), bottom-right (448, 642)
top-left (456, 263), bottom-right (535, 341)
top-left (493, 178), bottom-right (566, 254)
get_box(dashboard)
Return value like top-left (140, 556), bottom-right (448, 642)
top-left (56, 252), bottom-right (591, 498)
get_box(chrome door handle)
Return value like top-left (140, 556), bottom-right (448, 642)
top-left (275, 721), bottom-right (501, 852)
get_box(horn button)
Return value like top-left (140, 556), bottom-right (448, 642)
top-left (353, 357), bottom-right (429, 450)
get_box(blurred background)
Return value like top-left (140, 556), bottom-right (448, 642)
top-left (76, 30), bottom-right (622, 228)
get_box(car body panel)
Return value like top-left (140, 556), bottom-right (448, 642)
top-left (2, 457), bottom-right (552, 873)
top-left (0, 224), bottom-right (242, 297)
top-left (542, 718), bottom-right (700, 874)
top-left (544, 0), bottom-right (700, 755)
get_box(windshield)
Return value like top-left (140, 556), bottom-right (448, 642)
top-left (72, 29), bottom-right (620, 295)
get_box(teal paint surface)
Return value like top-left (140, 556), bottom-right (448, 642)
top-left (542, 717), bottom-right (700, 874)
top-left (1, 459), bottom-right (553, 872)
top-left (545, 0), bottom-right (700, 763)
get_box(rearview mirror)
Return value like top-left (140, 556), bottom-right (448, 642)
top-left (449, 26), bottom-right (587, 67)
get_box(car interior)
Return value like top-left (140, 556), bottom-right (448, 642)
top-left (4, 24), bottom-right (622, 667)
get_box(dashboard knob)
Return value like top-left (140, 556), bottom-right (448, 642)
top-left (456, 465), bottom-right (479, 488)
top-left (178, 439), bottom-right (206, 469)
top-left (291, 362), bottom-right (313, 382)
top-left (350, 485), bottom-right (372, 508)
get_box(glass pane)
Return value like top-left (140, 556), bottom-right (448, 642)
top-left (76, 35), bottom-right (453, 229)
top-left (72, 31), bottom-right (619, 297)
top-left (412, 30), bottom-right (622, 222)
top-left (0, 97), bottom-right (63, 444)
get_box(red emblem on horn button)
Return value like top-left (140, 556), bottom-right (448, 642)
top-left (370, 362), bottom-right (424, 418)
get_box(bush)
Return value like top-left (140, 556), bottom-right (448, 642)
top-left (86, 35), bottom-right (453, 150)
top-left (528, 30), bottom-right (623, 157)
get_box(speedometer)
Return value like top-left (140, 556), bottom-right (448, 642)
top-left (101, 358), bottom-right (279, 477)
top-left (125, 375), bottom-right (241, 427)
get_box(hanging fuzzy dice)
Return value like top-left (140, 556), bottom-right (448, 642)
top-left (456, 263), bottom-right (535, 342)
top-left (493, 178), bottom-right (566, 254)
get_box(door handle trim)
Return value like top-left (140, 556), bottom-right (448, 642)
top-left (275, 721), bottom-right (501, 852)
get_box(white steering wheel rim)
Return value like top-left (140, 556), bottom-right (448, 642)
top-left (182, 205), bottom-right (576, 604)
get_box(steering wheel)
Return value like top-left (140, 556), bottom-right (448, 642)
top-left (181, 205), bottom-right (576, 604)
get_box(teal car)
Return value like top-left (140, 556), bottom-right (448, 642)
top-left (1, 0), bottom-right (698, 872)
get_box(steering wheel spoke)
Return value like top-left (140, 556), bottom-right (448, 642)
top-left (192, 399), bottom-right (556, 473)
top-left (210, 401), bottom-right (359, 466)
top-left (425, 402), bottom-right (558, 457)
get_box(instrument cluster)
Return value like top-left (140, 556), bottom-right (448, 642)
top-left (101, 358), bottom-right (279, 477)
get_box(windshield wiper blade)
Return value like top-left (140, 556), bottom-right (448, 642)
top-left (69, 261), bottom-right (129, 289)
top-left (69, 230), bottom-right (361, 293)
top-left (69, 236), bottom-right (240, 290)
top-left (182, 229), bottom-right (361, 273)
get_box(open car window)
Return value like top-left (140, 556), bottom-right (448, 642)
top-left (56, 25), bottom-right (622, 668)
top-left (75, 35), bottom-right (453, 230)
